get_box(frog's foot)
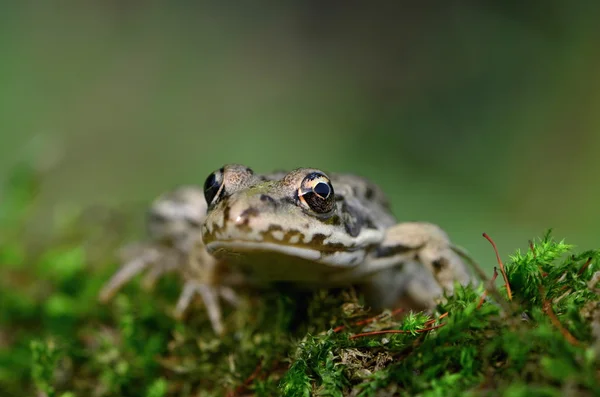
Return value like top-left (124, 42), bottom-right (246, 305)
top-left (173, 280), bottom-right (240, 335)
top-left (98, 244), bottom-right (180, 303)
top-left (381, 222), bottom-right (472, 293)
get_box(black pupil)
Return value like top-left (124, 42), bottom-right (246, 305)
top-left (203, 173), bottom-right (221, 204)
top-left (313, 182), bottom-right (330, 198)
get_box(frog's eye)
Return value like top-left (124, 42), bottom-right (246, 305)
top-left (203, 168), bottom-right (225, 205)
top-left (298, 172), bottom-right (335, 214)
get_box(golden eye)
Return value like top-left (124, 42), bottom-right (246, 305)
top-left (298, 172), bottom-right (335, 214)
top-left (203, 167), bottom-right (225, 205)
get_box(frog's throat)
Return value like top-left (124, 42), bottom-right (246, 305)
top-left (205, 240), bottom-right (365, 268)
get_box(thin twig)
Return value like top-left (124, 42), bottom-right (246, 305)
top-left (528, 240), bottom-right (536, 259)
top-left (424, 312), bottom-right (448, 327)
top-left (482, 233), bottom-right (512, 301)
top-left (452, 244), bottom-right (512, 313)
top-left (578, 257), bottom-right (592, 276)
top-left (539, 286), bottom-right (580, 346)
top-left (226, 357), bottom-right (264, 397)
top-left (333, 308), bottom-right (404, 333)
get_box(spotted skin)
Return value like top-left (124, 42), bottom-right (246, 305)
top-left (100, 164), bottom-right (473, 334)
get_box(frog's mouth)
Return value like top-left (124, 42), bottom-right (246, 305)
top-left (205, 240), bottom-right (366, 268)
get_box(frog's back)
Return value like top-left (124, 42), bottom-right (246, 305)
top-left (329, 173), bottom-right (390, 208)
top-left (329, 172), bottom-right (397, 228)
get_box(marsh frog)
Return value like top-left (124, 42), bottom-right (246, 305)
top-left (99, 164), bottom-right (472, 334)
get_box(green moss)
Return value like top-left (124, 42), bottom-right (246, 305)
top-left (0, 164), bottom-right (598, 396)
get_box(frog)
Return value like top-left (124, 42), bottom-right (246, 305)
top-left (99, 164), bottom-right (473, 334)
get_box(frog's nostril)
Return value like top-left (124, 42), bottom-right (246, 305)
top-left (235, 207), bottom-right (260, 226)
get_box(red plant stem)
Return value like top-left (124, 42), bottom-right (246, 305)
top-left (477, 267), bottom-right (499, 309)
top-left (528, 240), bottom-right (536, 259)
top-left (424, 312), bottom-right (448, 327)
top-left (578, 257), bottom-right (592, 276)
top-left (349, 323), bottom-right (446, 340)
top-left (333, 308), bottom-right (405, 333)
top-left (482, 233), bottom-right (512, 301)
top-left (227, 358), bottom-right (264, 397)
top-left (540, 291), bottom-right (580, 346)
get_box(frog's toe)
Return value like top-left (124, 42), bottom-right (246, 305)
top-left (174, 280), bottom-right (238, 335)
top-left (98, 246), bottom-right (179, 302)
top-left (99, 254), bottom-right (153, 302)
top-left (219, 286), bottom-right (240, 307)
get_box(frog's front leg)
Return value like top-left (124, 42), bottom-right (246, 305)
top-left (100, 241), bottom-right (239, 335)
top-left (380, 222), bottom-right (472, 292)
top-left (98, 186), bottom-right (239, 335)
top-left (172, 242), bottom-right (240, 335)
top-left (98, 243), bottom-right (179, 303)
top-left (346, 222), bottom-right (473, 310)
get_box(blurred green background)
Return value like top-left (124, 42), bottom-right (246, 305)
top-left (1, 2), bottom-right (599, 263)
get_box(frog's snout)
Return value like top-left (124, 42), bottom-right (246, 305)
top-left (227, 193), bottom-right (277, 228)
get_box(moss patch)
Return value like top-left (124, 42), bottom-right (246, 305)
top-left (1, 164), bottom-right (598, 397)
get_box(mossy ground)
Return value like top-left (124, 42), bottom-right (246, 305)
top-left (1, 164), bottom-right (598, 397)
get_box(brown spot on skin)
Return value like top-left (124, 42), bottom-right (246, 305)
top-left (432, 258), bottom-right (448, 274)
top-left (254, 226), bottom-right (356, 252)
top-left (239, 207), bottom-right (260, 222)
top-left (282, 229), bottom-right (302, 243)
top-left (266, 224), bottom-right (284, 232)
top-left (259, 225), bottom-right (290, 244)
top-left (311, 233), bottom-right (327, 245)
top-left (308, 233), bottom-right (348, 251)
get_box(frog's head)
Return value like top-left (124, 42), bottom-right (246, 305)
top-left (201, 164), bottom-right (384, 278)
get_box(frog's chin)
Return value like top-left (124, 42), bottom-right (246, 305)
top-left (205, 240), bottom-right (364, 268)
